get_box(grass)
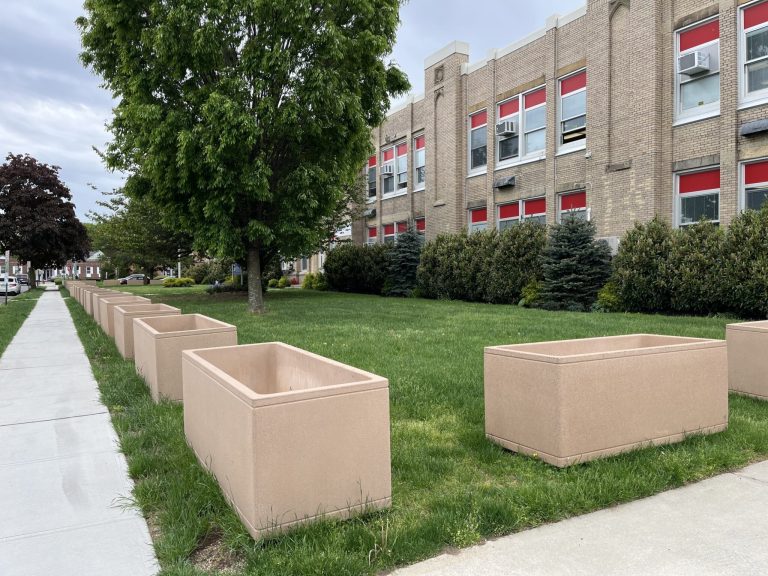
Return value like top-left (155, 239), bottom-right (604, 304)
top-left (0, 288), bottom-right (45, 357)
top-left (64, 288), bottom-right (768, 576)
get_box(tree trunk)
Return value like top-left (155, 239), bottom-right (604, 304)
top-left (29, 267), bottom-right (37, 289)
top-left (247, 243), bottom-right (265, 314)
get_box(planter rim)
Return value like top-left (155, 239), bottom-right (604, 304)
top-left (114, 303), bottom-right (179, 314)
top-left (100, 296), bottom-right (150, 304)
top-left (182, 342), bottom-right (388, 407)
top-left (133, 313), bottom-right (236, 339)
top-left (727, 320), bottom-right (768, 333)
top-left (485, 333), bottom-right (725, 365)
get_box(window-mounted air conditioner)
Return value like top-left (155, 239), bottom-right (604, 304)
top-left (495, 120), bottom-right (517, 137)
top-left (678, 51), bottom-right (710, 75)
top-left (381, 164), bottom-right (395, 176)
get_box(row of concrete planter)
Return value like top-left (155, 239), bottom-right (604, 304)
top-left (65, 281), bottom-right (392, 540)
top-left (64, 282), bottom-right (768, 536)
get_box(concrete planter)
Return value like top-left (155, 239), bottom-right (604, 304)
top-left (98, 296), bottom-right (151, 337)
top-left (126, 279), bottom-right (145, 286)
top-left (133, 314), bottom-right (237, 402)
top-left (484, 334), bottom-right (728, 467)
top-left (727, 321), bottom-right (768, 400)
top-left (102, 279), bottom-right (120, 286)
top-left (91, 290), bottom-right (122, 324)
top-left (182, 342), bottom-right (391, 539)
top-left (84, 288), bottom-right (115, 316)
top-left (113, 303), bottom-right (181, 360)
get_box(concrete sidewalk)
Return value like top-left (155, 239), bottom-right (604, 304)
top-left (0, 289), bottom-right (158, 576)
top-left (393, 460), bottom-right (768, 576)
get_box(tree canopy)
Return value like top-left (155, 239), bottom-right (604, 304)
top-left (0, 154), bottom-right (90, 286)
top-left (78, 0), bottom-right (409, 311)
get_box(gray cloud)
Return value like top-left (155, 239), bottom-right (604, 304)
top-left (0, 0), bottom-right (584, 220)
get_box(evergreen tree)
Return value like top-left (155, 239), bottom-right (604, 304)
top-left (384, 227), bottom-right (422, 297)
top-left (539, 215), bottom-right (612, 311)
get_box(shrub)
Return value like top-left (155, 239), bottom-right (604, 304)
top-left (302, 273), bottom-right (317, 289)
top-left (384, 228), bottom-right (423, 297)
top-left (417, 232), bottom-right (468, 300)
top-left (539, 215), bottom-right (612, 311)
top-left (324, 243), bottom-right (392, 295)
top-left (667, 221), bottom-right (725, 315)
top-left (594, 281), bottom-right (622, 312)
top-left (277, 276), bottom-right (289, 289)
top-left (613, 216), bottom-right (673, 313)
top-left (723, 206), bottom-right (768, 318)
top-left (162, 277), bottom-right (195, 287)
top-left (54, 278), bottom-right (63, 286)
top-left (487, 222), bottom-right (547, 304)
top-left (314, 272), bottom-right (328, 291)
top-left (268, 278), bottom-right (278, 288)
top-left (519, 279), bottom-right (541, 307)
top-left (184, 262), bottom-right (211, 285)
top-left (206, 282), bottom-right (247, 294)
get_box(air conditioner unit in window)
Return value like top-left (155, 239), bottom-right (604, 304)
top-left (381, 164), bottom-right (395, 176)
top-left (495, 120), bottom-right (517, 137)
top-left (678, 51), bottom-right (710, 75)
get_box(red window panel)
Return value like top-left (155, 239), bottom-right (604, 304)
top-left (415, 135), bottom-right (425, 150)
top-left (499, 99), bottom-right (520, 118)
top-left (498, 203), bottom-right (520, 219)
top-left (397, 222), bottom-right (408, 233)
top-left (396, 143), bottom-right (408, 156)
top-left (470, 208), bottom-right (487, 223)
top-left (416, 218), bottom-right (426, 232)
top-left (368, 227), bottom-right (377, 238)
top-left (746, 160), bottom-right (768, 185)
top-left (560, 191), bottom-right (587, 211)
top-left (368, 155), bottom-right (376, 167)
top-left (679, 20), bottom-right (720, 52)
top-left (383, 224), bottom-right (395, 236)
top-left (524, 88), bottom-right (546, 109)
top-left (383, 148), bottom-right (394, 162)
top-left (470, 110), bottom-right (487, 128)
top-left (560, 71), bottom-right (587, 96)
top-left (524, 198), bottom-right (546, 216)
top-left (679, 169), bottom-right (720, 194)
top-left (745, 1), bottom-right (768, 29)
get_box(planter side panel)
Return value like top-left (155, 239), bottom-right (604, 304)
top-left (183, 357), bottom-right (255, 520)
top-left (115, 309), bottom-right (181, 360)
top-left (728, 328), bottom-right (768, 400)
top-left (252, 388), bottom-right (392, 536)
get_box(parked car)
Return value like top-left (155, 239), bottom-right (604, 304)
top-left (118, 273), bottom-right (146, 285)
top-left (0, 276), bottom-right (21, 296)
top-left (16, 274), bottom-right (28, 286)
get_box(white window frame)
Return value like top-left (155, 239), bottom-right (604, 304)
top-left (496, 98), bottom-right (520, 168)
top-left (740, 0), bottom-right (768, 108)
top-left (522, 87), bottom-right (547, 160)
top-left (395, 143), bottom-right (408, 191)
top-left (414, 135), bottom-right (426, 191)
top-left (675, 17), bottom-right (721, 124)
top-left (521, 197), bottom-right (547, 226)
top-left (740, 158), bottom-right (768, 212)
top-left (468, 110), bottom-right (488, 176)
top-left (468, 208), bottom-right (488, 234)
top-left (674, 167), bottom-right (721, 227)
top-left (497, 202), bottom-right (521, 230)
top-left (381, 147), bottom-right (395, 196)
top-left (367, 157), bottom-right (377, 203)
top-left (301, 257), bottom-right (308, 272)
top-left (86, 266), bottom-right (93, 277)
top-left (557, 191), bottom-right (589, 223)
top-left (557, 70), bottom-right (587, 154)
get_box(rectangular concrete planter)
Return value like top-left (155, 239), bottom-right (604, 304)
top-left (182, 342), bottom-right (392, 539)
top-left (102, 279), bottom-right (120, 286)
top-left (98, 296), bottom-right (151, 338)
top-left (134, 314), bottom-right (237, 402)
top-left (91, 290), bottom-right (122, 324)
top-left (727, 321), bottom-right (768, 400)
top-left (484, 334), bottom-right (728, 467)
top-left (113, 303), bottom-right (181, 360)
top-left (84, 288), bottom-right (115, 316)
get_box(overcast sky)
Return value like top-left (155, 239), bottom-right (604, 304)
top-left (0, 0), bottom-right (585, 220)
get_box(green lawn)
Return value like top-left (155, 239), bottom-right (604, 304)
top-left (65, 288), bottom-right (768, 576)
top-left (0, 288), bottom-right (44, 357)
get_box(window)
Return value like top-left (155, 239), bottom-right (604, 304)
top-left (383, 223), bottom-right (396, 244)
top-left (743, 159), bottom-right (768, 211)
top-left (414, 135), bottom-right (426, 190)
top-left (469, 208), bottom-right (487, 233)
top-left (741, 1), bottom-right (768, 104)
top-left (86, 267), bottom-right (93, 277)
top-left (396, 143), bottom-right (408, 190)
top-left (559, 70), bottom-right (586, 150)
top-left (301, 257), bottom-right (308, 272)
top-left (558, 191), bottom-right (587, 221)
top-left (397, 221), bottom-right (408, 239)
top-left (367, 155), bottom-right (376, 200)
top-left (381, 148), bottom-right (394, 195)
top-left (469, 110), bottom-right (488, 172)
top-left (497, 203), bottom-right (520, 230)
top-left (523, 197), bottom-right (547, 225)
top-left (523, 88), bottom-right (546, 156)
top-left (367, 227), bottom-right (377, 245)
top-left (497, 98), bottom-right (520, 164)
top-left (416, 218), bottom-right (426, 235)
top-left (677, 168), bottom-right (720, 226)
top-left (676, 18), bottom-right (720, 121)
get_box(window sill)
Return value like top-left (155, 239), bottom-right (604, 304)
top-left (672, 110), bottom-right (720, 127)
top-left (413, 186), bottom-right (426, 193)
top-left (556, 145), bottom-right (586, 158)
top-left (467, 169), bottom-right (488, 179)
top-left (365, 198), bottom-right (376, 204)
top-left (738, 97), bottom-right (768, 111)
top-left (494, 154), bottom-right (546, 171)
top-left (381, 191), bottom-right (408, 200)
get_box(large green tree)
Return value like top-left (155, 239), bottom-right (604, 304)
top-left (89, 190), bottom-right (194, 281)
top-left (78, 0), bottom-right (408, 312)
top-left (0, 154), bottom-right (90, 287)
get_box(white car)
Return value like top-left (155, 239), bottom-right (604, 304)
top-left (0, 276), bottom-right (21, 296)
